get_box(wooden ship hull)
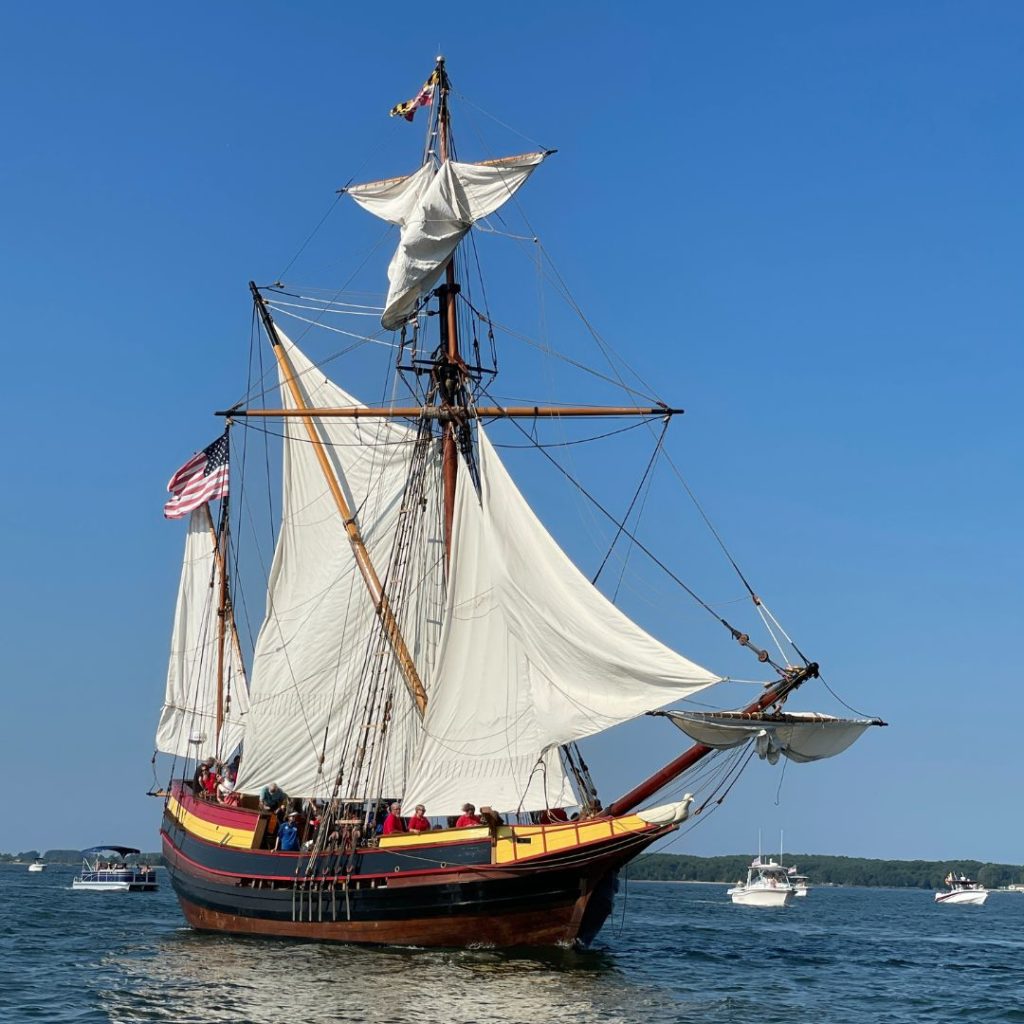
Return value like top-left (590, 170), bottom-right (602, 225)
top-left (161, 784), bottom-right (670, 947)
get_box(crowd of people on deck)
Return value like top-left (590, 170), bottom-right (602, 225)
top-left (189, 756), bottom-right (577, 854)
top-left (192, 755), bottom-right (241, 807)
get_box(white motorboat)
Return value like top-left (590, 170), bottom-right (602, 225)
top-left (27, 859), bottom-right (46, 873)
top-left (935, 872), bottom-right (987, 906)
top-left (727, 858), bottom-right (796, 907)
top-left (790, 872), bottom-right (809, 897)
top-left (72, 846), bottom-right (158, 892)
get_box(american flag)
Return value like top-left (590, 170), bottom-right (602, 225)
top-left (163, 432), bottom-right (230, 520)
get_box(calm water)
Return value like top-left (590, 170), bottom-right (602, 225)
top-left (2, 864), bottom-right (1022, 1023)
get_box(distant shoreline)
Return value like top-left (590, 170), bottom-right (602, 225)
top-left (631, 852), bottom-right (1024, 889)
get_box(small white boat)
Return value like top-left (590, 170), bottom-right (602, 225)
top-left (727, 858), bottom-right (795, 907)
top-left (935, 872), bottom-right (987, 906)
top-left (790, 873), bottom-right (809, 897)
top-left (27, 859), bottom-right (46, 873)
top-left (72, 846), bottom-right (158, 892)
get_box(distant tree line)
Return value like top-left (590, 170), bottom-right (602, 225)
top-left (630, 853), bottom-right (1024, 889)
top-left (1, 850), bottom-right (161, 865)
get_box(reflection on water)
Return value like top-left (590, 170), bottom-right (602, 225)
top-left (98, 931), bottom-right (645, 1024)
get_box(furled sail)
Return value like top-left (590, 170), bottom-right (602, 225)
top-left (155, 506), bottom-right (248, 760)
top-left (662, 711), bottom-right (879, 764)
top-left (402, 428), bottom-right (723, 817)
top-left (347, 152), bottom-right (548, 330)
top-left (234, 329), bottom-right (445, 800)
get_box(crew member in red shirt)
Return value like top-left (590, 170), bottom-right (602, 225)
top-left (382, 802), bottom-right (406, 835)
top-left (407, 805), bottom-right (431, 832)
top-left (456, 802), bottom-right (481, 827)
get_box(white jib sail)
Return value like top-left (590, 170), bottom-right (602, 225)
top-left (664, 711), bottom-right (877, 764)
top-left (234, 330), bottom-right (445, 801)
top-left (347, 152), bottom-right (548, 330)
top-left (155, 506), bottom-right (248, 760)
top-left (402, 427), bottom-right (723, 818)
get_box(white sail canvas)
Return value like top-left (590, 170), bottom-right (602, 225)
top-left (348, 153), bottom-right (548, 329)
top-left (664, 711), bottom-right (876, 763)
top-left (234, 331), bottom-right (445, 801)
top-left (156, 506), bottom-right (248, 760)
top-left (403, 428), bottom-right (722, 817)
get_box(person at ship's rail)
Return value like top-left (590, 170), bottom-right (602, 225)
top-left (275, 810), bottom-right (301, 852)
top-left (258, 782), bottom-right (289, 845)
top-left (259, 782), bottom-right (288, 815)
top-left (456, 803), bottom-right (481, 827)
top-left (407, 805), bottom-right (431, 832)
top-left (191, 756), bottom-right (216, 794)
top-left (382, 802), bottom-right (405, 835)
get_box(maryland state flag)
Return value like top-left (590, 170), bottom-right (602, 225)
top-left (389, 70), bottom-right (440, 122)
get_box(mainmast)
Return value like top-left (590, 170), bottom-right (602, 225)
top-left (434, 55), bottom-right (464, 564)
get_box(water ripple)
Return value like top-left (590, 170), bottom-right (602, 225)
top-left (2, 867), bottom-right (1023, 1023)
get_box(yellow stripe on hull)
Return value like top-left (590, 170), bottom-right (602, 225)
top-left (378, 814), bottom-right (659, 864)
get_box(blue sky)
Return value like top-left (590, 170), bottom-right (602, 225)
top-left (1, 2), bottom-right (1020, 863)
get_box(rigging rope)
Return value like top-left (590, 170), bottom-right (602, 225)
top-left (591, 418), bottom-right (669, 586)
top-left (479, 382), bottom-right (786, 673)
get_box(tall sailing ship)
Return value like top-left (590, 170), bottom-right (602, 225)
top-left (154, 59), bottom-right (883, 948)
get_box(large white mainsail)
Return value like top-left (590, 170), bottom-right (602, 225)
top-left (347, 152), bottom-right (548, 330)
top-left (402, 428), bottom-right (724, 818)
top-left (156, 506), bottom-right (248, 760)
top-left (234, 330), bottom-right (445, 800)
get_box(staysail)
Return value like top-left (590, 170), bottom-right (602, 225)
top-left (156, 506), bottom-right (248, 760)
top-left (402, 427), bottom-right (723, 817)
top-left (347, 152), bottom-right (548, 329)
top-left (234, 329), bottom-right (446, 801)
top-left (662, 710), bottom-right (878, 764)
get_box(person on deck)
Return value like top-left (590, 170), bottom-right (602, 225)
top-left (407, 805), bottom-right (431, 832)
top-left (201, 764), bottom-right (219, 798)
top-left (192, 757), bottom-right (215, 794)
top-left (382, 802), bottom-right (405, 835)
top-left (456, 803), bottom-right (481, 828)
top-left (259, 782), bottom-right (288, 816)
top-left (275, 811), bottom-right (301, 852)
top-left (537, 807), bottom-right (569, 824)
top-left (216, 769), bottom-right (239, 806)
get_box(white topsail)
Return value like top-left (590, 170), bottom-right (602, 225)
top-left (234, 329), bottom-right (445, 801)
top-left (402, 428), bottom-right (723, 817)
top-left (347, 152), bottom-right (548, 330)
top-left (156, 506), bottom-right (248, 760)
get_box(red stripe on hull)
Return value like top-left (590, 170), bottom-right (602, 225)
top-left (171, 783), bottom-right (261, 829)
